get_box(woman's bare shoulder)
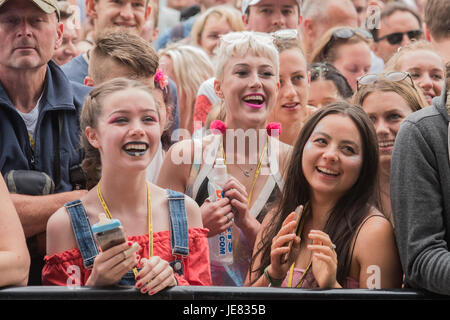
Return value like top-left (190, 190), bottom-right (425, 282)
top-left (46, 205), bottom-right (78, 255)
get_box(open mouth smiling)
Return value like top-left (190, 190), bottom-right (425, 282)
top-left (122, 141), bottom-right (149, 157)
top-left (316, 166), bottom-right (340, 177)
top-left (243, 94), bottom-right (265, 109)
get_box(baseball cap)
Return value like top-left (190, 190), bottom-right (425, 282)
top-left (0, 0), bottom-right (61, 20)
top-left (241, 0), bottom-right (303, 14)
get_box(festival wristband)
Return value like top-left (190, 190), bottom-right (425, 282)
top-left (264, 266), bottom-right (283, 287)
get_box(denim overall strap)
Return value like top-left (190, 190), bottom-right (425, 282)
top-left (65, 200), bottom-right (99, 269)
top-left (65, 200), bottom-right (136, 285)
top-left (167, 189), bottom-right (189, 256)
top-left (167, 189), bottom-right (189, 275)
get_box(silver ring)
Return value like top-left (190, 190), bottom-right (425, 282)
top-left (226, 214), bottom-right (231, 223)
top-left (331, 243), bottom-right (336, 250)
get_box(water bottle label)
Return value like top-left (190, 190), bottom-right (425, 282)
top-left (216, 189), bottom-right (225, 199)
top-left (218, 227), bottom-right (232, 255)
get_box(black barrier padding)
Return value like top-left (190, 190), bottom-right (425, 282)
top-left (0, 286), bottom-right (448, 300)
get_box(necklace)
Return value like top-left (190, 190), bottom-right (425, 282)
top-left (97, 180), bottom-right (153, 276)
top-left (235, 163), bottom-right (255, 178)
top-left (220, 136), bottom-right (269, 206)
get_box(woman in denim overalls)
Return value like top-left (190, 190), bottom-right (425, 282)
top-left (43, 78), bottom-right (212, 293)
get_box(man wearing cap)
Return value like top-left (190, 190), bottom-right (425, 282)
top-left (241, 0), bottom-right (303, 33)
top-left (0, 0), bottom-right (91, 284)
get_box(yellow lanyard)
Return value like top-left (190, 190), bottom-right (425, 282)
top-left (288, 260), bottom-right (312, 288)
top-left (287, 205), bottom-right (311, 288)
top-left (221, 136), bottom-right (268, 206)
top-left (96, 180), bottom-right (153, 276)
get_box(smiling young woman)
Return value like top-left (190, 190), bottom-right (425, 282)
top-left (353, 74), bottom-right (427, 223)
top-left (385, 40), bottom-right (445, 106)
top-left (43, 78), bottom-right (211, 292)
top-left (269, 33), bottom-right (316, 145)
top-left (247, 102), bottom-right (403, 289)
top-left (157, 32), bottom-right (292, 286)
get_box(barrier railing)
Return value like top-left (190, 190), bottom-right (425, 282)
top-left (0, 285), bottom-right (448, 300)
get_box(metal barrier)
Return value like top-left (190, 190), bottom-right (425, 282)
top-left (0, 285), bottom-right (448, 300)
top-left (1, 286), bottom-right (446, 318)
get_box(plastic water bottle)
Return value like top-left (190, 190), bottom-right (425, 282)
top-left (208, 158), bottom-right (233, 266)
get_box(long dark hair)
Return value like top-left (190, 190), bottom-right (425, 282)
top-left (249, 102), bottom-right (379, 285)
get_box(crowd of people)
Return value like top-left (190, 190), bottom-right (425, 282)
top-left (0, 0), bottom-right (449, 297)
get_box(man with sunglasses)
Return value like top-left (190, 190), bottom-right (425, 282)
top-left (371, 2), bottom-right (422, 64)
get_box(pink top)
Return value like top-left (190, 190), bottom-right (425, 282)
top-left (281, 267), bottom-right (359, 288)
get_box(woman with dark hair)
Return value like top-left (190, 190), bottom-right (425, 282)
top-left (247, 102), bottom-right (402, 288)
top-left (307, 63), bottom-right (354, 109)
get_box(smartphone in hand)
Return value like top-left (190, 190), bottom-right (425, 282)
top-left (282, 205), bottom-right (303, 264)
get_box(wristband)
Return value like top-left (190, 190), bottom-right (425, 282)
top-left (264, 266), bottom-right (283, 287)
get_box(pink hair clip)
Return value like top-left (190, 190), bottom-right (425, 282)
top-left (266, 122), bottom-right (282, 137)
top-left (155, 69), bottom-right (169, 89)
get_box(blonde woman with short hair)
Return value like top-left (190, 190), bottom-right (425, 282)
top-left (157, 32), bottom-right (292, 286)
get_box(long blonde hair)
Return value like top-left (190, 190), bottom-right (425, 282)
top-left (158, 43), bottom-right (214, 130)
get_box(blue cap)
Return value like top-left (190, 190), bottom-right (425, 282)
top-left (91, 213), bottom-right (122, 233)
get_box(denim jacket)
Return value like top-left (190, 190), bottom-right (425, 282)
top-left (0, 60), bottom-right (92, 192)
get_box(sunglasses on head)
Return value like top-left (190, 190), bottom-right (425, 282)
top-left (376, 30), bottom-right (423, 45)
top-left (322, 27), bottom-right (373, 57)
top-left (357, 71), bottom-right (415, 90)
top-left (331, 27), bottom-right (373, 41)
top-left (309, 63), bottom-right (329, 80)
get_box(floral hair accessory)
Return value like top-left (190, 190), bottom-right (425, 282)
top-left (210, 120), bottom-right (227, 135)
top-left (266, 122), bottom-right (281, 137)
top-left (155, 69), bottom-right (169, 89)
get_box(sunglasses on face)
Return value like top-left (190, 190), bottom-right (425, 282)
top-left (376, 30), bottom-right (423, 45)
top-left (357, 71), bottom-right (415, 90)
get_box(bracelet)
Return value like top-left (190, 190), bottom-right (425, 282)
top-left (264, 266), bottom-right (283, 287)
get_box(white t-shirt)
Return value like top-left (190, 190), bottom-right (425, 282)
top-left (17, 94), bottom-right (42, 145)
